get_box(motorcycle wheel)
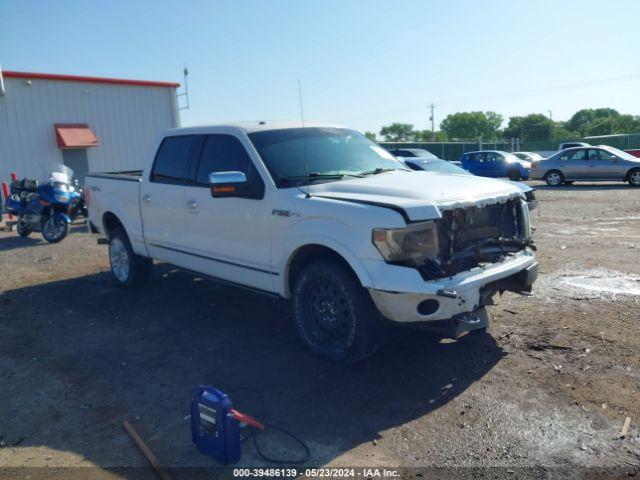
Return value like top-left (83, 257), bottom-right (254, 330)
top-left (17, 217), bottom-right (31, 238)
top-left (42, 214), bottom-right (69, 243)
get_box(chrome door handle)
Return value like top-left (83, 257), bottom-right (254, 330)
top-left (143, 194), bottom-right (152, 204)
top-left (187, 200), bottom-right (198, 210)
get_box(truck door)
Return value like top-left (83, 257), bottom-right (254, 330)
top-left (182, 134), bottom-right (275, 292)
top-left (140, 135), bottom-right (201, 262)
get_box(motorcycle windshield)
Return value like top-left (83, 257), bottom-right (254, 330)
top-left (49, 164), bottom-right (74, 190)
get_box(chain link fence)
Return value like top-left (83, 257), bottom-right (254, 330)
top-left (380, 132), bottom-right (640, 161)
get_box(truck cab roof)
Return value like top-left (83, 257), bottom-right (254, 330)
top-left (162, 121), bottom-right (345, 136)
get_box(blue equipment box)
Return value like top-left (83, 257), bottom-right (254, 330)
top-left (191, 386), bottom-right (242, 464)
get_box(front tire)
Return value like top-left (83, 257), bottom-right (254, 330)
top-left (41, 214), bottom-right (69, 243)
top-left (292, 260), bottom-right (381, 363)
top-left (545, 170), bottom-right (564, 187)
top-left (628, 168), bottom-right (640, 187)
top-left (109, 228), bottom-right (153, 289)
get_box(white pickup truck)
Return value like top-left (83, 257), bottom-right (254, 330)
top-left (87, 122), bottom-right (537, 363)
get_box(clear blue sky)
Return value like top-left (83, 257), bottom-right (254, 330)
top-left (2, 0), bottom-right (640, 134)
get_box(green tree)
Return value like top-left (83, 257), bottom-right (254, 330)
top-left (551, 122), bottom-right (580, 141)
top-left (503, 114), bottom-right (554, 141)
top-left (414, 130), bottom-right (448, 141)
top-left (440, 111), bottom-right (503, 140)
top-left (379, 123), bottom-right (416, 142)
top-left (567, 108), bottom-right (620, 136)
top-left (364, 131), bottom-right (377, 141)
top-left (612, 114), bottom-right (640, 134)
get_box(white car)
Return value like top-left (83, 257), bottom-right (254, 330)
top-left (87, 122), bottom-right (537, 363)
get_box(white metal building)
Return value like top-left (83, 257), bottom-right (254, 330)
top-left (0, 69), bottom-right (180, 184)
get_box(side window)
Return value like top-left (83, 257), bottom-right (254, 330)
top-left (195, 135), bottom-right (258, 185)
top-left (484, 152), bottom-right (498, 163)
top-left (587, 149), bottom-right (600, 161)
top-left (406, 161), bottom-right (422, 171)
top-left (151, 135), bottom-right (199, 184)
top-left (598, 149), bottom-right (616, 161)
top-left (568, 149), bottom-right (587, 161)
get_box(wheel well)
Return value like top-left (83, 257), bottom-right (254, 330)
top-left (625, 167), bottom-right (640, 180)
top-left (286, 244), bottom-right (359, 296)
top-left (102, 212), bottom-right (124, 239)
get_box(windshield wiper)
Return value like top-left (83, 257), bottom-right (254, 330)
top-left (359, 167), bottom-right (400, 176)
top-left (280, 172), bottom-right (364, 183)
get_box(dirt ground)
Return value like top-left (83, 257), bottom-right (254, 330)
top-left (0, 181), bottom-right (639, 479)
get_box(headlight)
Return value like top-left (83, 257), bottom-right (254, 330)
top-left (55, 194), bottom-right (69, 202)
top-left (372, 221), bottom-right (439, 266)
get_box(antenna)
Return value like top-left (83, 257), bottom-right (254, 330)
top-left (0, 64), bottom-right (5, 97)
top-left (297, 79), bottom-right (305, 126)
top-left (297, 79), bottom-right (311, 198)
top-left (178, 66), bottom-right (190, 111)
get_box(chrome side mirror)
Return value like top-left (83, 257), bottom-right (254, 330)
top-left (208, 171), bottom-right (264, 199)
top-left (209, 171), bottom-right (247, 185)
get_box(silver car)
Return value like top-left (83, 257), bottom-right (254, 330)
top-left (530, 145), bottom-right (640, 187)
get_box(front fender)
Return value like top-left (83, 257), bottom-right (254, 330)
top-left (276, 233), bottom-right (375, 298)
top-left (53, 212), bottom-right (72, 224)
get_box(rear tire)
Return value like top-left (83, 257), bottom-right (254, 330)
top-left (109, 227), bottom-right (153, 289)
top-left (292, 260), bottom-right (381, 363)
top-left (17, 217), bottom-right (31, 238)
top-left (544, 170), bottom-right (564, 187)
top-left (627, 168), bottom-right (640, 187)
top-left (508, 169), bottom-right (520, 181)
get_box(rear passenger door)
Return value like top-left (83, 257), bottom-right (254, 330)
top-left (141, 135), bottom-right (202, 262)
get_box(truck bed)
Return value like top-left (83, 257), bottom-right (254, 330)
top-left (86, 170), bottom-right (146, 254)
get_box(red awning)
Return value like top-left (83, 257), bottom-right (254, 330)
top-left (54, 124), bottom-right (100, 149)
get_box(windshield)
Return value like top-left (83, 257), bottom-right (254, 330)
top-left (248, 127), bottom-right (406, 186)
top-left (411, 159), bottom-right (471, 175)
top-left (409, 149), bottom-right (438, 159)
top-left (503, 152), bottom-right (528, 164)
top-left (601, 146), bottom-right (637, 161)
top-left (49, 164), bottom-right (74, 185)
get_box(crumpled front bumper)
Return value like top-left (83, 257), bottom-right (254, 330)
top-left (366, 250), bottom-right (537, 324)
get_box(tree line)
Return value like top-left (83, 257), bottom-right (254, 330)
top-left (366, 108), bottom-right (640, 143)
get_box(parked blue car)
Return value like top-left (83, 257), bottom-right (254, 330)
top-left (460, 150), bottom-right (531, 180)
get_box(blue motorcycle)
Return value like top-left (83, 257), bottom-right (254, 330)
top-left (5, 165), bottom-right (82, 243)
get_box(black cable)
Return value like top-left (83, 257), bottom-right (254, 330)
top-left (227, 387), bottom-right (311, 463)
top-left (250, 424), bottom-right (311, 464)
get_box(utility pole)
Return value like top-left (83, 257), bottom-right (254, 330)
top-left (547, 109), bottom-right (553, 141)
top-left (428, 103), bottom-right (435, 141)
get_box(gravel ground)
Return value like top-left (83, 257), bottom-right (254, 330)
top-left (0, 181), bottom-right (639, 479)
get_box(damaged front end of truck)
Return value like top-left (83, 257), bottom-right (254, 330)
top-left (370, 194), bottom-right (537, 335)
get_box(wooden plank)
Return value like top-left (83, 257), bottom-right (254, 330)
top-left (122, 420), bottom-right (173, 480)
top-left (620, 416), bottom-right (632, 438)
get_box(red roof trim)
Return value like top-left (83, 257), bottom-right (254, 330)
top-left (3, 70), bottom-right (180, 88)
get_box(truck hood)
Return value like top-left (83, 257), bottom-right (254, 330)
top-left (308, 170), bottom-right (523, 221)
